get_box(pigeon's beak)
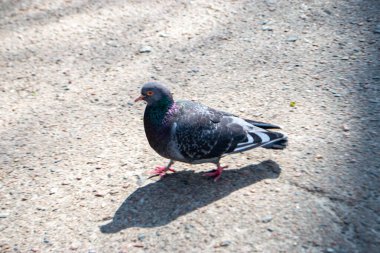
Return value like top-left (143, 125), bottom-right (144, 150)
top-left (134, 95), bottom-right (145, 102)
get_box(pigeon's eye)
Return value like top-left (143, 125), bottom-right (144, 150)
top-left (146, 91), bottom-right (154, 96)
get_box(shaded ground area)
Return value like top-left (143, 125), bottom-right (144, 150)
top-left (0, 0), bottom-right (379, 252)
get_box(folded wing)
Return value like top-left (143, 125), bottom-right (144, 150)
top-left (174, 101), bottom-right (287, 161)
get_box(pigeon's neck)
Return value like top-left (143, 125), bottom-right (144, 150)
top-left (144, 99), bottom-right (175, 128)
top-left (144, 101), bottom-right (178, 156)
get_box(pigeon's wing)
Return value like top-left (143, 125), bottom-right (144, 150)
top-left (174, 101), bottom-right (242, 160)
top-left (173, 101), bottom-right (286, 161)
top-left (243, 119), bottom-right (281, 129)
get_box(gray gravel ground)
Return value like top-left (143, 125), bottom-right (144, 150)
top-left (0, 0), bottom-right (379, 252)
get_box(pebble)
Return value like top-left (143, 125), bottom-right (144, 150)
top-left (315, 154), bottom-right (323, 159)
top-left (70, 241), bottom-right (81, 250)
top-left (264, 0), bottom-right (277, 11)
top-left (261, 26), bottom-right (273, 31)
top-left (158, 33), bottom-right (168, 37)
top-left (94, 191), bottom-right (107, 197)
top-left (374, 24), bottom-right (380, 34)
top-left (219, 240), bottom-right (231, 247)
top-left (0, 213), bottom-right (9, 218)
top-left (106, 40), bottom-right (119, 47)
top-left (189, 68), bottom-right (199, 73)
top-left (36, 206), bottom-right (47, 211)
top-left (286, 35), bottom-right (298, 42)
top-left (325, 248), bottom-right (335, 253)
top-left (261, 215), bottom-right (273, 223)
top-left (139, 46), bottom-right (152, 53)
top-left (137, 233), bottom-right (146, 241)
top-left (49, 188), bottom-right (58, 195)
top-left (342, 124), bottom-right (350, 132)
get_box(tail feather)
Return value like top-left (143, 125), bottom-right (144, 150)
top-left (229, 130), bottom-right (287, 154)
top-left (261, 135), bottom-right (288, 149)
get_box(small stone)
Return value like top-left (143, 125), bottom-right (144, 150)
top-left (70, 241), bottom-right (81, 250)
top-left (373, 24), bottom-right (380, 34)
top-left (189, 68), bottom-right (199, 73)
top-left (0, 213), bottom-right (9, 218)
top-left (341, 56), bottom-right (349, 60)
top-left (325, 248), bottom-right (335, 253)
top-left (342, 124), bottom-right (350, 132)
top-left (219, 240), bottom-right (231, 247)
top-left (261, 215), bottom-right (273, 223)
top-left (315, 154), bottom-right (323, 159)
top-left (137, 233), bottom-right (146, 241)
top-left (101, 216), bottom-right (112, 221)
top-left (139, 46), bottom-right (152, 53)
top-left (49, 188), bottom-right (58, 195)
top-left (36, 206), bottom-right (47, 211)
top-left (261, 26), bottom-right (273, 31)
top-left (323, 9), bottom-right (332, 15)
top-left (286, 35), bottom-right (298, 42)
top-left (106, 40), bottom-right (118, 47)
top-left (94, 191), bottom-right (107, 197)
top-left (264, 0), bottom-right (277, 11)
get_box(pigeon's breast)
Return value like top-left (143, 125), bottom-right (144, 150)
top-left (144, 106), bottom-right (187, 162)
top-left (144, 122), bottom-right (185, 162)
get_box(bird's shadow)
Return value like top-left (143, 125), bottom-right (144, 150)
top-left (100, 160), bottom-right (281, 233)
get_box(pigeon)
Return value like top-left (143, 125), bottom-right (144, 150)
top-left (135, 82), bottom-right (287, 181)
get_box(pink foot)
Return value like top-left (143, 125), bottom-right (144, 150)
top-left (203, 165), bottom-right (228, 182)
top-left (149, 166), bottom-right (176, 178)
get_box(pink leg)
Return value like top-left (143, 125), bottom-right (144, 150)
top-left (148, 160), bottom-right (175, 178)
top-left (203, 164), bottom-right (228, 182)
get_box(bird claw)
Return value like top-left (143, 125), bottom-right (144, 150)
top-left (148, 166), bottom-right (176, 179)
top-left (203, 165), bottom-right (228, 182)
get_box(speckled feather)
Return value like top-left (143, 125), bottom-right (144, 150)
top-left (143, 98), bottom-right (287, 165)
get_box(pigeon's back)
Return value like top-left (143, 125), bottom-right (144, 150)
top-left (172, 100), bottom-right (287, 163)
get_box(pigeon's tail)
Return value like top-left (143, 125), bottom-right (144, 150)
top-left (229, 130), bottom-right (287, 154)
top-left (260, 131), bottom-right (288, 150)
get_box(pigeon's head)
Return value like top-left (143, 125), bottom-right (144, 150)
top-left (135, 82), bottom-right (173, 106)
